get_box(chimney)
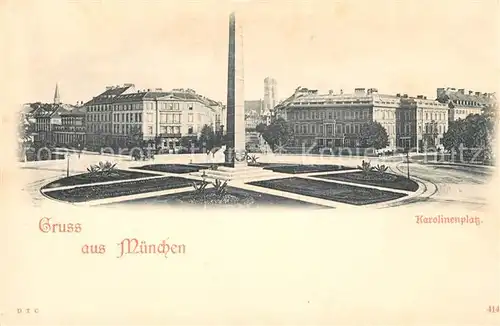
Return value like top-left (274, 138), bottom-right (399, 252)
top-left (424, 96), bottom-right (427, 99)
top-left (403, 94), bottom-right (408, 98)
top-left (458, 89), bottom-right (465, 94)
top-left (417, 95), bottom-right (423, 99)
top-left (469, 90), bottom-right (473, 95)
top-left (475, 92), bottom-right (481, 96)
top-left (105, 86), bottom-right (113, 90)
top-left (155, 88), bottom-right (163, 92)
top-left (124, 83), bottom-right (134, 87)
top-left (354, 88), bottom-right (366, 96)
top-left (396, 93), bottom-right (401, 97)
top-left (328, 90), bottom-right (333, 95)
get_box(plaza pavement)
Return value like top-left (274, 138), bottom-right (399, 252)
top-left (18, 151), bottom-right (494, 210)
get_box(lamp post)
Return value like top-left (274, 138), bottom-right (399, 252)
top-left (400, 136), bottom-right (411, 179)
top-left (66, 151), bottom-right (70, 177)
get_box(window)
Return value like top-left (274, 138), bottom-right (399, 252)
top-left (188, 126), bottom-right (194, 134)
top-left (161, 126), bottom-right (167, 134)
top-left (188, 113), bottom-right (193, 122)
top-left (147, 113), bottom-right (153, 123)
top-left (328, 112), bottom-right (332, 119)
top-left (147, 126), bottom-right (153, 134)
top-left (425, 112), bottom-right (428, 120)
top-left (311, 125), bottom-right (316, 133)
top-left (174, 126), bottom-right (180, 134)
top-left (160, 114), bottom-right (167, 123)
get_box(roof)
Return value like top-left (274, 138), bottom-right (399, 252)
top-left (60, 105), bottom-right (86, 116)
top-left (31, 103), bottom-right (70, 118)
top-left (437, 89), bottom-right (496, 107)
top-left (113, 90), bottom-right (221, 107)
top-left (84, 85), bottom-right (134, 106)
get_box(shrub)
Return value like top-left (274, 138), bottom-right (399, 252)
top-left (247, 154), bottom-right (259, 165)
top-left (192, 177), bottom-right (210, 196)
top-left (357, 160), bottom-right (373, 175)
top-left (212, 179), bottom-right (228, 199)
top-left (374, 164), bottom-right (388, 175)
top-left (87, 161), bottom-right (118, 178)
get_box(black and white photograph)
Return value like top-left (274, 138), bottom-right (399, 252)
top-left (3, 0), bottom-right (499, 325)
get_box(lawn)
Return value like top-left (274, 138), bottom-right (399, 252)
top-left (262, 164), bottom-right (357, 174)
top-left (315, 171), bottom-right (419, 192)
top-left (43, 176), bottom-right (193, 203)
top-left (248, 177), bottom-right (406, 205)
top-left (132, 164), bottom-right (206, 174)
top-left (103, 186), bottom-right (330, 209)
top-left (42, 169), bottom-right (160, 189)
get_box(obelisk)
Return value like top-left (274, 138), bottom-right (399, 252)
top-left (225, 11), bottom-right (246, 167)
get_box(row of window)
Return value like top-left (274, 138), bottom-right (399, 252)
top-left (398, 111), bottom-right (448, 121)
top-left (454, 109), bottom-right (479, 115)
top-left (88, 112), bottom-right (201, 123)
top-left (86, 102), bottom-right (195, 112)
top-left (294, 123), bottom-right (365, 135)
top-left (290, 110), bottom-right (372, 121)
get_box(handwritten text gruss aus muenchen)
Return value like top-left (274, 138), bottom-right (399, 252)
top-left (38, 217), bottom-right (186, 258)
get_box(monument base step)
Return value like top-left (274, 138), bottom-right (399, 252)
top-left (190, 166), bottom-right (277, 182)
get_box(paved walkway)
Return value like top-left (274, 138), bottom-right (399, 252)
top-left (21, 152), bottom-right (488, 210)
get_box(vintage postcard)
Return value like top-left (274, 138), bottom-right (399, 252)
top-left (2, 0), bottom-right (499, 325)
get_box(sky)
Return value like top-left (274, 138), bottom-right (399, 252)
top-left (3, 0), bottom-right (499, 105)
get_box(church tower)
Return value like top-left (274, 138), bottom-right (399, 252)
top-left (53, 83), bottom-right (61, 104)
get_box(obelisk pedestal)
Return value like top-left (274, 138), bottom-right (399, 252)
top-left (224, 11), bottom-right (246, 168)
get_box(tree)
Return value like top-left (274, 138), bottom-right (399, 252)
top-left (18, 113), bottom-right (35, 162)
top-left (199, 124), bottom-right (222, 152)
top-left (261, 117), bottom-right (294, 151)
top-left (442, 113), bottom-right (495, 163)
top-left (359, 122), bottom-right (389, 149)
top-left (127, 125), bottom-right (143, 148)
top-left (255, 123), bottom-right (267, 134)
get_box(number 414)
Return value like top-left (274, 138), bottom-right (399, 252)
top-left (488, 305), bottom-right (499, 313)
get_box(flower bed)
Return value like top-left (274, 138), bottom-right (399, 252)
top-left (315, 171), bottom-right (419, 192)
top-left (44, 177), bottom-right (193, 203)
top-left (262, 164), bottom-right (356, 174)
top-left (248, 177), bottom-right (406, 205)
top-left (132, 164), bottom-right (205, 174)
top-left (42, 169), bottom-right (159, 189)
top-left (105, 187), bottom-right (329, 208)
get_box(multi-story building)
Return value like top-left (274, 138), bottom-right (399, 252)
top-left (263, 77), bottom-right (278, 114)
top-left (276, 87), bottom-right (454, 151)
top-left (436, 87), bottom-right (496, 121)
top-left (85, 83), bottom-right (136, 147)
top-left (84, 85), bottom-right (223, 149)
top-left (277, 87), bottom-right (398, 148)
top-left (53, 105), bottom-right (86, 146)
top-left (30, 83), bottom-right (76, 143)
top-left (397, 94), bottom-right (448, 150)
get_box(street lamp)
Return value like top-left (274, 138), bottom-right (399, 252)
top-left (400, 136), bottom-right (411, 179)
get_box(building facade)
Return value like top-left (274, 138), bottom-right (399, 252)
top-left (436, 87), bottom-right (496, 121)
top-left (277, 87), bottom-right (451, 150)
top-left (84, 85), bottom-right (223, 149)
top-left (53, 105), bottom-right (86, 146)
top-left (31, 103), bottom-right (70, 143)
top-left (397, 95), bottom-right (448, 150)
